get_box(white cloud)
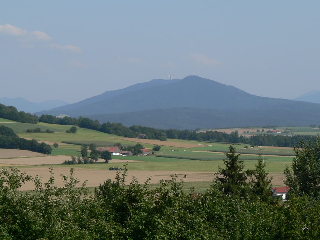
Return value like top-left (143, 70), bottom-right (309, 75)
top-left (0, 24), bottom-right (27, 36)
top-left (0, 24), bottom-right (51, 42)
top-left (0, 24), bottom-right (82, 53)
top-left (50, 44), bottom-right (82, 53)
top-left (188, 53), bottom-right (220, 66)
top-left (31, 31), bottom-right (51, 41)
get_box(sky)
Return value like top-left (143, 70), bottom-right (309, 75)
top-left (0, 1), bottom-right (319, 103)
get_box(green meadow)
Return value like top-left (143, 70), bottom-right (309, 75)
top-left (1, 120), bottom-right (297, 186)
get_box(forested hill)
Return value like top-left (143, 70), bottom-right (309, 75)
top-left (38, 78), bottom-right (181, 116)
top-left (40, 76), bottom-right (320, 129)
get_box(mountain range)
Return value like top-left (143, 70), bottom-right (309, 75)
top-left (0, 98), bottom-right (68, 114)
top-left (294, 90), bottom-right (320, 104)
top-left (39, 76), bottom-right (320, 130)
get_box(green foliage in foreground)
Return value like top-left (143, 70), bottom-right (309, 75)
top-left (285, 137), bottom-right (320, 198)
top-left (0, 167), bottom-right (320, 239)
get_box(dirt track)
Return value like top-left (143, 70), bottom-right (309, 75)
top-left (0, 149), bottom-right (44, 158)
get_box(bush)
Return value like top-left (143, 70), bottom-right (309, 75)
top-left (63, 156), bottom-right (95, 165)
top-left (70, 126), bottom-right (77, 133)
top-left (53, 142), bottom-right (59, 148)
top-left (153, 145), bottom-right (161, 151)
top-left (66, 126), bottom-right (77, 133)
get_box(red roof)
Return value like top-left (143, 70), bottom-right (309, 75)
top-left (142, 149), bottom-right (149, 152)
top-left (273, 186), bottom-right (290, 193)
top-left (98, 146), bottom-right (120, 153)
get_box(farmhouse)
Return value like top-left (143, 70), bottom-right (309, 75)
top-left (267, 130), bottom-right (282, 134)
top-left (142, 149), bottom-right (150, 155)
top-left (98, 146), bottom-right (121, 156)
top-left (271, 186), bottom-right (289, 201)
top-left (120, 151), bottom-right (133, 156)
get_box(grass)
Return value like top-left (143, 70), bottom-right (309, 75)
top-left (51, 144), bottom-right (81, 156)
top-left (19, 123), bottom-right (139, 146)
top-left (0, 120), bottom-right (295, 175)
top-left (53, 158), bottom-right (290, 173)
top-left (0, 118), bottom-right (15, 122)
top-left (0, 122), bottom-right (67, 133)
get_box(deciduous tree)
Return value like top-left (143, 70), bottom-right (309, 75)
top-left (284, 137), bottom-right (320, 198)
top-left (101, 150), bottom-right (112, 163)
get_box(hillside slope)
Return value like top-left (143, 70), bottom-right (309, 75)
top-left (40, 78), bottom-right (180, 116)
top-left (43, 76), bottom-right (297, 115)
top-left (88, 107), bottom-right (320, 130)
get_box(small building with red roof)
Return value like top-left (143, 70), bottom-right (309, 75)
top-left (141, 149), bottom-right (150, 155)
top-left (271, 186), bottom-right (290, 201)
top-left (98, 146), bottom-right (121, 156)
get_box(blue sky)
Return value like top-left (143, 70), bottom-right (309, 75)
top-left (0, 1), bottom-right (319, 103)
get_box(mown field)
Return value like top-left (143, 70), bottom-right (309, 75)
top-left (0, 118), bottom-right (15, 122)
top-left (0, 120), bottom-right (301, 190)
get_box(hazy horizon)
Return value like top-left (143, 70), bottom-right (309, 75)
top-left (1, 1), bottom-right (320, 103)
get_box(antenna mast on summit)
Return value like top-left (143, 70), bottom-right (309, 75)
top-left (169, 75), bottom-right (172, 80)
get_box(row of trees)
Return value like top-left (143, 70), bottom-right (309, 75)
top-left (0, 126), bottom-right (52, 154)
top-left (26, 128), bottom-right (54, 133)
top-left (80, 144), bottom-right (112, 162)
top-left (0, 104), bottom-right (38, 123)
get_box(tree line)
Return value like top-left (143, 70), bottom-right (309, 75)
top-left (0, 126), bottom-right (52, 154)
top-left (0, 104), bottom-right (38, 123)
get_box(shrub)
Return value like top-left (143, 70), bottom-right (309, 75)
top-left (70, 126), bottom-right (77, 133)
top-left (153, 145), bottom-right (161, 151)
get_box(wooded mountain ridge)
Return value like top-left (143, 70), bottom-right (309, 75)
top-left (39, 76), bottom-right (320, 129)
